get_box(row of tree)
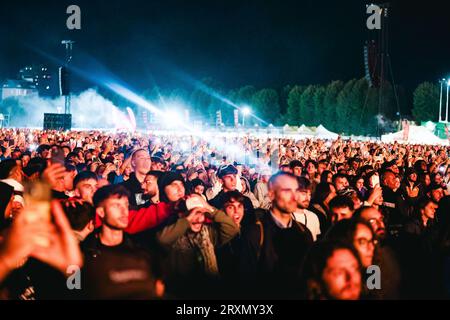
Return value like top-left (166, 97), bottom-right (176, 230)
top-left (0, 79), bottom-right (440, 136)
top-left (132, 78), bottom-right (405, 136)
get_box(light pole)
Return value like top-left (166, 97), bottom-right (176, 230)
top-left (439, 79), bottom-right (445, 122)
top-left (242, 107), bottom-right (251, 127)
top-left (447, 80), bottom-right (450, 123)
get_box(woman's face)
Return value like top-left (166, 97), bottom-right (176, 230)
top-left (322, 249), bottom-right (362, 300)
top-left (194, 184), bottom-right (205, 195)
top-left (355, 179), bottom-right (364, 190)
top-left (353, 224), bottom-right (376, 268)
top-left (434, 173), bottom-right (443, 185)
top-left (424, 174), bottom-right (431, 186)
top-left (240, 179), bottom-right (248, 193)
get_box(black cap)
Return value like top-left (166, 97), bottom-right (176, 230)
top-left (217, 164), bottom-right (238, 178)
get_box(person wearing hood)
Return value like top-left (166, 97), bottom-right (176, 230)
top-left (239, 176), bottom-right (260, 208)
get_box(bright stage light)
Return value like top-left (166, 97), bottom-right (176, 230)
top-left (242, 107), bottom-right (251, 116)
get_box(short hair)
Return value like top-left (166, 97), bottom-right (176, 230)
top-left (222, 190), bottom-right (245, 208)
top-left (332, 173), bottom-right (348, 185)
top-left (329, 195), bottom-right (354, 211)
top-left (268, 172), bottom-right (298, 190)
top-left (93, 184), bottom-right (130, 208)
top-left (146, 170), bottom-right (163, 180)
top-left (0, 159), bottom-right (18, 179)
top-left (305, 160), bottom-right (318, 169)
top-left (73, 171), bottom-right (98, 189)
top-left (297, 176), bottom-right (312, 191)
top-left (289, 160), bottom-right (303, 170)
top-left (381, 169), bottom-right (396, 183)
top-left (131, 148), bottom-right (148, 161)
top-left (63, 201), bottom-right (95, 231)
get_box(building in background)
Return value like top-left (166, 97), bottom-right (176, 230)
top-left (1, 79), bottom-right (38, 100)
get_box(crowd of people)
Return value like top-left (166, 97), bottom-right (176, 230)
top-left (1, 127), bottom-right (450, 300)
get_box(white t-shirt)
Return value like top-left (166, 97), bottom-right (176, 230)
top-left (293, 209), bottom-right (321, 242)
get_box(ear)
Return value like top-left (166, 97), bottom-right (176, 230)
top-left (268, 189), bottom-right (275, 202)
top-left (87, 220), bottom-right (95, 232)
top-left (96, 207), bottom-right (105, 220)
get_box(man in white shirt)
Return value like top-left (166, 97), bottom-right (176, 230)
top-left (293, 176), bottom-right (321, 241)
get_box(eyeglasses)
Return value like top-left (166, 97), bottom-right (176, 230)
top-left (355, 238), bottom-right (378, 247)
top-left (368, 218), bottom-right (384, 227)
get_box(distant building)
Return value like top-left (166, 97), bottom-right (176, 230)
top-left (1, 79), bottom-right (38, 100)
top-left (19, 65), bottom-right (54, 96)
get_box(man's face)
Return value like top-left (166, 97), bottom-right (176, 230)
top-left (142, 174), bottom-right (159, 197)
top-left (334, 177), bottom-right (349, 191)
top-left (388, 164), bottom-right (399, 174)
top-left (64, 170), bottom-right (77, 191)
top-left (431, 188), bottom-right (444, 203)
top-left (422, 202), bottom-right (438, 220)
top-left (187, 208), bottom-right (206, 233)
top-left (151, 161), bottom-right (164, 172)
top-left (318, 162), bottom-right (327, 175)
top-left (164, 180), bottom-right (185, 202)
top-left (322, 249), bottom-right (361, 300)
top-left (384, 172), bottom-right (400, 191)
top-left (353, 224), bottom-right (375, 268)
top-left (98, 196), bottom-right (129, 230)
top-left (21, 155), bottom-right (31, 168)
top-left (132, 150), bottom-right (151, 175)
top-left (292, 166), bottom-right (302, 177)
top-left (75, 178), bottom-right (98, 204)
top-left (331, 206), bottom-right (354, 223)
top-left (270, 175), bottom-right (299, 214)
top-left (221, 174), bottom-right (237, 191)
top-left (361, 208), bottom-right (386, 240)
top-left (224, 199), bottom-right (244, 226)
top-left (296, 189), bottom-right (311, 210)
top-left (408, 173), bottom-right (417, 182)
top-left (434, 173), bottom-right (443, 185)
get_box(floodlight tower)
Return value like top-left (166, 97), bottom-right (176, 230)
top-left (61, 40), bottom-right (75, 114)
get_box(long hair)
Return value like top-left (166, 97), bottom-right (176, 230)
top-left (300, 241), bottom-right (362, 300)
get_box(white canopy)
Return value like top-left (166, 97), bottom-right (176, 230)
top-left (381, 125), bottom-right (449, 145)
top-left (314, 124), bottom-right (339, 139)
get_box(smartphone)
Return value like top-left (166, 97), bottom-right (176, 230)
top-left (370, 175), bottom-right (380, 187)
top-left (51, 147), bottom-right (65, 165)
top-left (23, 181), bottom-right (52, 247)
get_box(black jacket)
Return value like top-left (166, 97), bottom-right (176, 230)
top-left (239, 210), bottom-right (313, 299)
top-left (121, 172), bottom-right (148, 209)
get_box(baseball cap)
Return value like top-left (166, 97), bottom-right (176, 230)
top-left (217, 164), bottom-right (238, 178)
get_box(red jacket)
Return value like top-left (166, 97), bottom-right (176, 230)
top-left (94, 202), bottom-right (175, 234)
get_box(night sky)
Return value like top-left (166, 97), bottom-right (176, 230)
top-left (1, 0), bottom-right (450, 106)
